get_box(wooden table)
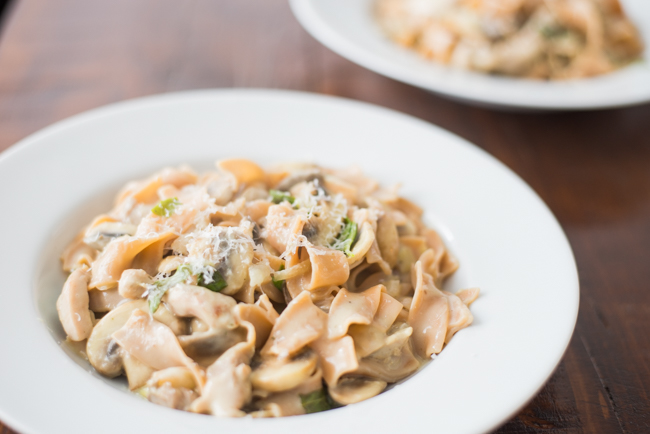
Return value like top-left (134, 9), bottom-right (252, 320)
top-left (1, 1), bottom-right (649, 432)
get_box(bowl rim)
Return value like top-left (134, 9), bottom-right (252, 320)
top-left (0, 89), bottom-right (580, 434)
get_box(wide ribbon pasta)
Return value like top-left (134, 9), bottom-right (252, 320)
top-left (56, 159), bottom-right (479, 417)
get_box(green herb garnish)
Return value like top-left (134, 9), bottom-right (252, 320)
top-left (270, 189), bottom-right (295, 205)
top-left (540, 25), bottom-right (568, 39)
top-left (198, 269), bottom-right (228, 292)
top-left (151, 197), bottom-right (181, 217)
top-left (272, 264), bottom-right (285, 291)
top-left (147, 264), bottom-right (228, 312)
top-left (300, 389), bottom-right (340, 414)
top-left (147, 264), bottom-right (192, 313)
top-left (331, 218), bottom-right (358, 257)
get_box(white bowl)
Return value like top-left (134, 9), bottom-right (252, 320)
top-left (290, 0), bottom-right (650, 110)
top-left (0, 90), bottom-right (579, 434)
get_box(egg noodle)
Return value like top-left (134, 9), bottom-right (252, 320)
top-left (57, 159), bottom-right (479, 417)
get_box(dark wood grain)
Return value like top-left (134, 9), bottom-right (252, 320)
top-left (1, 0), bottom-right (649, 432)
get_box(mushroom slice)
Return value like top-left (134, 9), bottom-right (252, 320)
top-left (355, 325), bottom-right (419, 383)
top-left (222, 239), bottom-right (254, 295)
top-left (179, 327), bottom-right (248, 367)
top-left (57, 267), bottom-right (94, 341)
top-left (275, 168), bottom-right (323, 191)
top-left (348, 222), bottom-right (375, 268)
top-left (250, 350), bottom-right (318, 393)
top-left (166, 284), bottom-right (242, 364)
top-left (165, 284), bottom-right (237, 331)
top-left (189, 322), bottom-right (256, 417)
top-left (123, 352), bottom-right (155, 390)
top-left (83, 222), bottom-right (137, 251)
top-left (86, 300), bottom-right (147, 377)
top-left (154, 303), bottom-right (188, 336)
top-left (112, 309), bottom-right (205, 389)
top-left (253, 367), bottom-right (324, 417)
top-left (376, 213), bottom-right (399, 268)
top-left (328, 377), bottom-right (387, 405)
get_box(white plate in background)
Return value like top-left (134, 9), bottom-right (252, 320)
top-left (290, 0), bottom-right (650, 110)
top-left (0, 90), bottom-right (578, 433)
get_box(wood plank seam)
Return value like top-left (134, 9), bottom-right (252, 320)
top-left (580, 335), bottom-right (626, 433)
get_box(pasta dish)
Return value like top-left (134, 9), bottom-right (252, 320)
top-left (375, 0), bottom-right (644, 79)
top-left (57, 159), bottom-right (479, 417)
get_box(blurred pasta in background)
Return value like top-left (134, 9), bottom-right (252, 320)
top-left (376, 0), bottom-right (644, 79)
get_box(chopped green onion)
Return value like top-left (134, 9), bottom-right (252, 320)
top-left (147, 264), bottom-right (192, 313)
top-left (540, 25), bottom-right (568, 39)
top-left (151, 197), bottom-right (181, 217)
top-left (198, 269), bottom-right (228, 292)
top-left (270, 189), bottom-right (295, 205)
top-left (272, 264), bottom-right (285, 291)
top-left (148, 264), bottom-right (229, 312)
top-left (300, 389), bottom-right (338, 414)
top-left (331, 218), bottom-right (358, 257)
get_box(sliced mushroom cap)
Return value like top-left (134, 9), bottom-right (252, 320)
top-left (165, 283), bottom-right (238, 331)
top-left (275, 169), bottom-right (323, 191)
top-left (86, 300), bottom-right (147, 377)
top-left (328, 377), bottom-right (387, 405)
top-left (122, 352), bottom-right (155, 390)
top-left (348, 222), bottom-right (375, 268)
top-left (221, 241), bottom-right (254, 295)
top-left (355, 325), bottom-right (419, 383)
top-left (154, 303), bottom-right (188, 336)
top-left (376, 213), bottom-right (399, 268)
top-left (250, 350), bottom-right (318, 393)
top-left (57, 268), bottom-right (94, 341)
top-left (179, 327), bottom-right (248, 367)
top-left (84, 222), bottom-right (137, 250)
